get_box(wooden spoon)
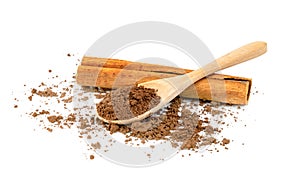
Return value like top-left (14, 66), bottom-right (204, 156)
top-left (97, 41), bottom-right (267, 124)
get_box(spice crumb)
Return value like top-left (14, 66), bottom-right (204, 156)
top-left (222, 138), bottom-right (230, 146)
top-left (89, 155), bottom-right (95, 160)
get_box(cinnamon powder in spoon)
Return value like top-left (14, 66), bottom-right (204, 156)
top-left (96, 85), bottom-right (161, 121)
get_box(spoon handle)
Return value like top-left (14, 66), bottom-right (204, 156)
top-left (188, 41), bottom-right (267, 83)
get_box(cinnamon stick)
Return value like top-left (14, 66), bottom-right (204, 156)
top-left (77, 57), bottom-right (252, 105)
top-left (81, 56), bottom-right (190, 74)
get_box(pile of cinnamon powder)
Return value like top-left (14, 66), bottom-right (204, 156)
top-left (96, 85), bottom-right (160, 121)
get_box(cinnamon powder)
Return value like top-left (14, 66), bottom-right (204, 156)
top-left (96, 85), bottom-right (160, 121)
top-left (12, 54), bottom-right (248, 160)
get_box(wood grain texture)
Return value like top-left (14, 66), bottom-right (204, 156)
top-left (81, 56), bottom-right (190, 74)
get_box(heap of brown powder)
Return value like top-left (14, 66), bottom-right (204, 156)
top-left (95, 96), bottom-right (226, 151)
top-left (96, 85), bottom-right (160, 121)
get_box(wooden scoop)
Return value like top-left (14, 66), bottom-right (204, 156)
top-left (97, 41), bottom-right (267, 124)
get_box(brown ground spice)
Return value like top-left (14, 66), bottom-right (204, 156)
top-left (102, 97), bottom-right (181, 140)
top-left (47, 115), bottom-right (64, 124)
top-left (96, 86), bottom-right (160, 121)
top-left (97, 96), bottom-right (222, 150)
top-left (13, 57), bottom-right (80, 132)
top-left (13, 53), bottom-right (249, 160)
top-left (222, 138), bottom-right (230, 146)
top-left (89, 155), bottom-right (95, 160)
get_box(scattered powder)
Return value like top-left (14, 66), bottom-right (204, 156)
top-left (91, 142), bottom-right (101, 149)
top-left (13, 54), bottom-right (79, 132)
top-left (12, 53), bottom-right (250, 160)
top-left (31, 110), bottom-right (50, 117)
top-left (31, 87), bottom-right (58, 97)
top-left (47, 115), bottom-right (64, 124)
top-left (94, 95), bottom-right (228, 151)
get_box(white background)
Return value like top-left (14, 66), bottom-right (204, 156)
top-left (1, 0), bottom-right (299, 185)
